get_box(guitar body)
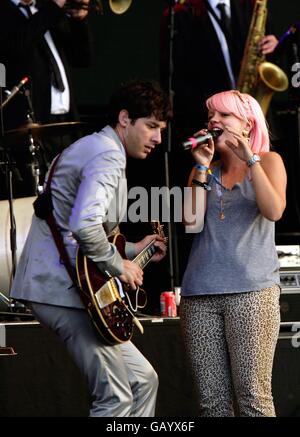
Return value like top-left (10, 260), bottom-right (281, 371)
top-left (76, 222), bottom-right (165, 345)
top-left (76, 234), bottom-right (135, 345)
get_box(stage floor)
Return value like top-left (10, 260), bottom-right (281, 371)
top-left (1, 317), bottom-right (300, 417)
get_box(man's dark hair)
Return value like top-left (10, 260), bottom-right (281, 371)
top-left (107, 80), bottom-right (171, 126)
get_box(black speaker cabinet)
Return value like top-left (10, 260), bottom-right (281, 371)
top-left (273, 332), bottom-right (300, 417)
top-left (280, 268), bottom-right (300, 322)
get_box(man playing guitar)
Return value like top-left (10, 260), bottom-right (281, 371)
top-left (10, 80), bottom-right (170, 417)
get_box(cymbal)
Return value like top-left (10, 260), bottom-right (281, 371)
top-left (2, 121), bottom-right (88, 145)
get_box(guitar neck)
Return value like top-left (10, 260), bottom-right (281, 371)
top-left (133, 240), bottom-right (156, 270)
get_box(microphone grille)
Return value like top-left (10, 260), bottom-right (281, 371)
top-left (210, 128), bottom-right (223, 138)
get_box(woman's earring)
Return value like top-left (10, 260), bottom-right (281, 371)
top-left (242, 130), bottom-right (250, 141)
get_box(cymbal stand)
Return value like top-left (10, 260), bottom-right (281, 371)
top-left (0, 87), bottom-right (18, 311)
top-left (24, 89), bottom-right (43, 195)
top-left (28, 133), bottom-right (43, 195)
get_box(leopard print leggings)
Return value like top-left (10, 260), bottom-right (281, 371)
top-left (180, 285), bottom-right (280, 417)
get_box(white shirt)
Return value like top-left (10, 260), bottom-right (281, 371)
top-left (13, 0), bottom-right (70, 114)
top-left (207, 0), bottom-right (236, 87)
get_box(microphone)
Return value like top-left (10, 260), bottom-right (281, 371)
top-left (1, 76), bottom-right (29, 109)
top-left (182, 128), bottom-right (223, 151)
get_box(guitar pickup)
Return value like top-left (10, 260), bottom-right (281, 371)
top-left (94, 279), bottom-right (120, 309)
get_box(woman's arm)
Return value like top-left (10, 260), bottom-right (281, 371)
top-left (250, 151), bottom-right (287, 221)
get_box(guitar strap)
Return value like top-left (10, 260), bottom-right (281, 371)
top-left (33, 154), bottom-right (77, 286)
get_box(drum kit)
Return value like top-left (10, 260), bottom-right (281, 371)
top-left (3, 121), bottom-right (86, 146)
top-left (0, 120), bottom-right (90, 313)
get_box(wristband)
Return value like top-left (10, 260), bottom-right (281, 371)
top-left (195, 164), bottom-right (209, 172)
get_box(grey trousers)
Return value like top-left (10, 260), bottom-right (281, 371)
top-left (180, 285), bottom-right (281, 417)
top-left (30, 302), bottom-right (158, 417)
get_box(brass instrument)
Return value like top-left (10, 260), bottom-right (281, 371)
top-left (109, 0), bottom-right (132, 14)
top-left (237, 0), bottom-right (288, 115)
top-left (64, 0), bottom-right (132, 14)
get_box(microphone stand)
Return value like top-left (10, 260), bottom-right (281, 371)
top-left (163, 1), bottom-right (180, 291)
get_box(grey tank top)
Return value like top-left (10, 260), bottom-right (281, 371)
top-left (181, 166), bottom-right (280, 296)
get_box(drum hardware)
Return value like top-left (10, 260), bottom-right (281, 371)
top-left (0, 85), bottom-right (92, 325)
top-left (0, 196), bottom-right (36, 304)
top-left (0, 291), bottom-right (11, 314)
top-left (0, 122), bottom-right (90, 310)
top-left (0, 323), bottom-right (17, 357)
top-left (25, 133), bottom-right (41, 195)
top-left (0, 347), bottom-right (17, 356)
top-left (1, 77), bottom-right (90, 313)
top-left (0, 150), bottom-right (18, 291)
top-left (0, 79), bottom-right (33, 314)
top-left (0, 161), bottom-right (19, 313)
top-left (3, 121), bottom-right (89, 196)
top-left (3, 121), bottom-right (87, 145)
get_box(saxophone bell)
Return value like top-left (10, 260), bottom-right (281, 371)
top-left (237, 0), bottom-right (288, 115)
top-left (255, 62), bottom-right (289, 115)
top-left (64, 0), bottom-right (132, 15)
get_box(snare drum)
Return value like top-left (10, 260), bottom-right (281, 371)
top-left (0, 197), bottom-right (35, 297)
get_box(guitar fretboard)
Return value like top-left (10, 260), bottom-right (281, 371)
top-left (134, 242), bottom-right (156, 269)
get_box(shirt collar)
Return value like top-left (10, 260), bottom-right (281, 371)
top-left (11, 0), bottom-right (36, 7)
top-left (208, 0), bottom-right (231, 11)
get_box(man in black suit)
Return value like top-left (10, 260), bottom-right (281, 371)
top-left (0, 0), bottom-right (91, 129)
top-left (0, 0), bottom-right (92, 198)
top-left (160, 0), bottom-right (278, 143)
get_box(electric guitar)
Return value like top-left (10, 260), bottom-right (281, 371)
top-left (76, 221), bottom-right (166, 345)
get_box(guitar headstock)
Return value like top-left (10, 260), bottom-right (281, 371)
top-left (151, 220), bottom-right (168, 245)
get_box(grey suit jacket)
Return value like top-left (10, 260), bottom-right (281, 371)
top-left (11, 126), bottom-right (135, 308)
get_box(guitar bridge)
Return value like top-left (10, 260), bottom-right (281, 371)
top-left (94, 279), bottom-right (120, 309)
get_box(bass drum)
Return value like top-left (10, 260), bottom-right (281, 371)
top-left (0, 197), bottom-right (35, 298)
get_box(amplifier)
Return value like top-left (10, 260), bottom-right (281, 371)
top-left (279, 268), bottom-right (300, 324)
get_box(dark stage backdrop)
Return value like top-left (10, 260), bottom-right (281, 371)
top-left (73, 0), bottom-right (299, 109)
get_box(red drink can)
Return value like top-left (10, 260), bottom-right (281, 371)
top-left (160, 292), bottom-right (177, 317)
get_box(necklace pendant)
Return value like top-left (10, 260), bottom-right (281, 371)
top-left (219, 211), bottom-right (225, 220)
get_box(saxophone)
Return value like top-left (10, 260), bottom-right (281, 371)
top-left (237, 0), bottom-right (288, 115)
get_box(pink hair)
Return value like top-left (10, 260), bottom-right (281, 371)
top-left (206, 90), bottom-right (270, 153)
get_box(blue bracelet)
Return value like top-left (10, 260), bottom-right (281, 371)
top-left (195, 164), bottom-right (209, 172)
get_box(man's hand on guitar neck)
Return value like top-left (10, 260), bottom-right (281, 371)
top-left (135, 234), bottom-right (167, 263)
top-left (119, 260), bottom-right (144, 290)
top-left (118, 234), bottom-right (167, 290)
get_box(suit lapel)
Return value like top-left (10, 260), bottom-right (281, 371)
top-left (231, 0), bottom-right (254, 79)
top-left (231, 0), bottom-right (253, 56)
top-left (200, 6), bottom-right (229, 65)
top-left (197, 3), bottom-right (233, 87)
